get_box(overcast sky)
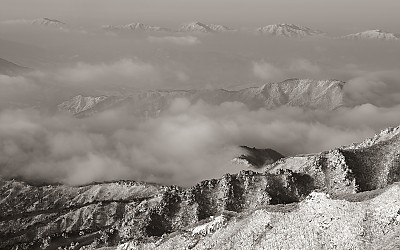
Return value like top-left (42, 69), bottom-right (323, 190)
top-left (1, 0), bottom-right (399, 34)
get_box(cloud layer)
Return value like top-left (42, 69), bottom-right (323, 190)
top-left (148, 36), bottom-right (201, 46)
top-left (1, 97), bottom-right (400, 186)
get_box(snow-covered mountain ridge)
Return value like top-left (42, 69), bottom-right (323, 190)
top-left (101, 22), bottom-right (170, 32)
top-left (58, 79), bottom-right (346, 117)
top-left (178, 22), bottom-right (236, 33)
top-left (340, 29), bottom-right (400, 41)
top-left (257, 23), bottom-right (325, 38)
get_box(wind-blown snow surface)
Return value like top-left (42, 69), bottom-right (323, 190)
top-left (341, 30), bottom-right (400, 41)
top-left (58, 79), bottom-right (345, 117)
top-left (257, 24), bottom-right (324, 38)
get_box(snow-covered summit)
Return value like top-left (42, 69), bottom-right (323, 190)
top-left (257, 23), bottom-right (324, 38)
top-left (178, 22), bottom-right (236, 33)
top-left (340, 29), bottom-right (400, 41)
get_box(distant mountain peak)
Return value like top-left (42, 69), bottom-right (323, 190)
top-left (340, 29), bottom-right (400, 41)
top-left (257, 23), bottom-right (324, 38)
top-left (32, 17), bottom-right (67, 27)
top-left (101, 22), bottom-right (170, 32)
top-left (179, 21), bottom-right (236, 33)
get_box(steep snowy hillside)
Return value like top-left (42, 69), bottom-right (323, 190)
top-left (257, 24), bottom-right (324, 38)
top-left (58, 79), bottom-right (345, 117)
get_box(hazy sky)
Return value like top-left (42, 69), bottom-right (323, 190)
top-left (1, 0), bottom-right (400, 33)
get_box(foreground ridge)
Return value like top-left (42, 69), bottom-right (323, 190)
top-left (1, 124), bottom-right (400, 249)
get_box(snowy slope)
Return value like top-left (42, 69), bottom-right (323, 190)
top-left (340, 30), bottom-right (400, 41)
top-left (257, 23), bottom-right (324, 38)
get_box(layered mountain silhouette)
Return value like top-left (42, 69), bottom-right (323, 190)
top-left (58, 79), bottom-right (345, 117)
top-left (1, 124), bottom-right (400, 249)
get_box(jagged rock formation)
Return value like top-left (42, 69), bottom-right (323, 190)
top-left (340, 30), bottom-right (400, 41)
top-left (257, 24), bottom-right (324, 38)
top-left (0, 57), bottom-right (29, 76)
top-left (101, 23), bottom-right (170, 32)
top-left (58, 79), bottom-right (346, 117)
top-left (1, 124), bottom-right (400, 249)
top-left (232, 146), bottom-right (284, 168)
top-left (178, 22), bottom-right (236, 33)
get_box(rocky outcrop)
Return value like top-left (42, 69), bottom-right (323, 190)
top-left (232, 146), bottom-right (284, 168)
